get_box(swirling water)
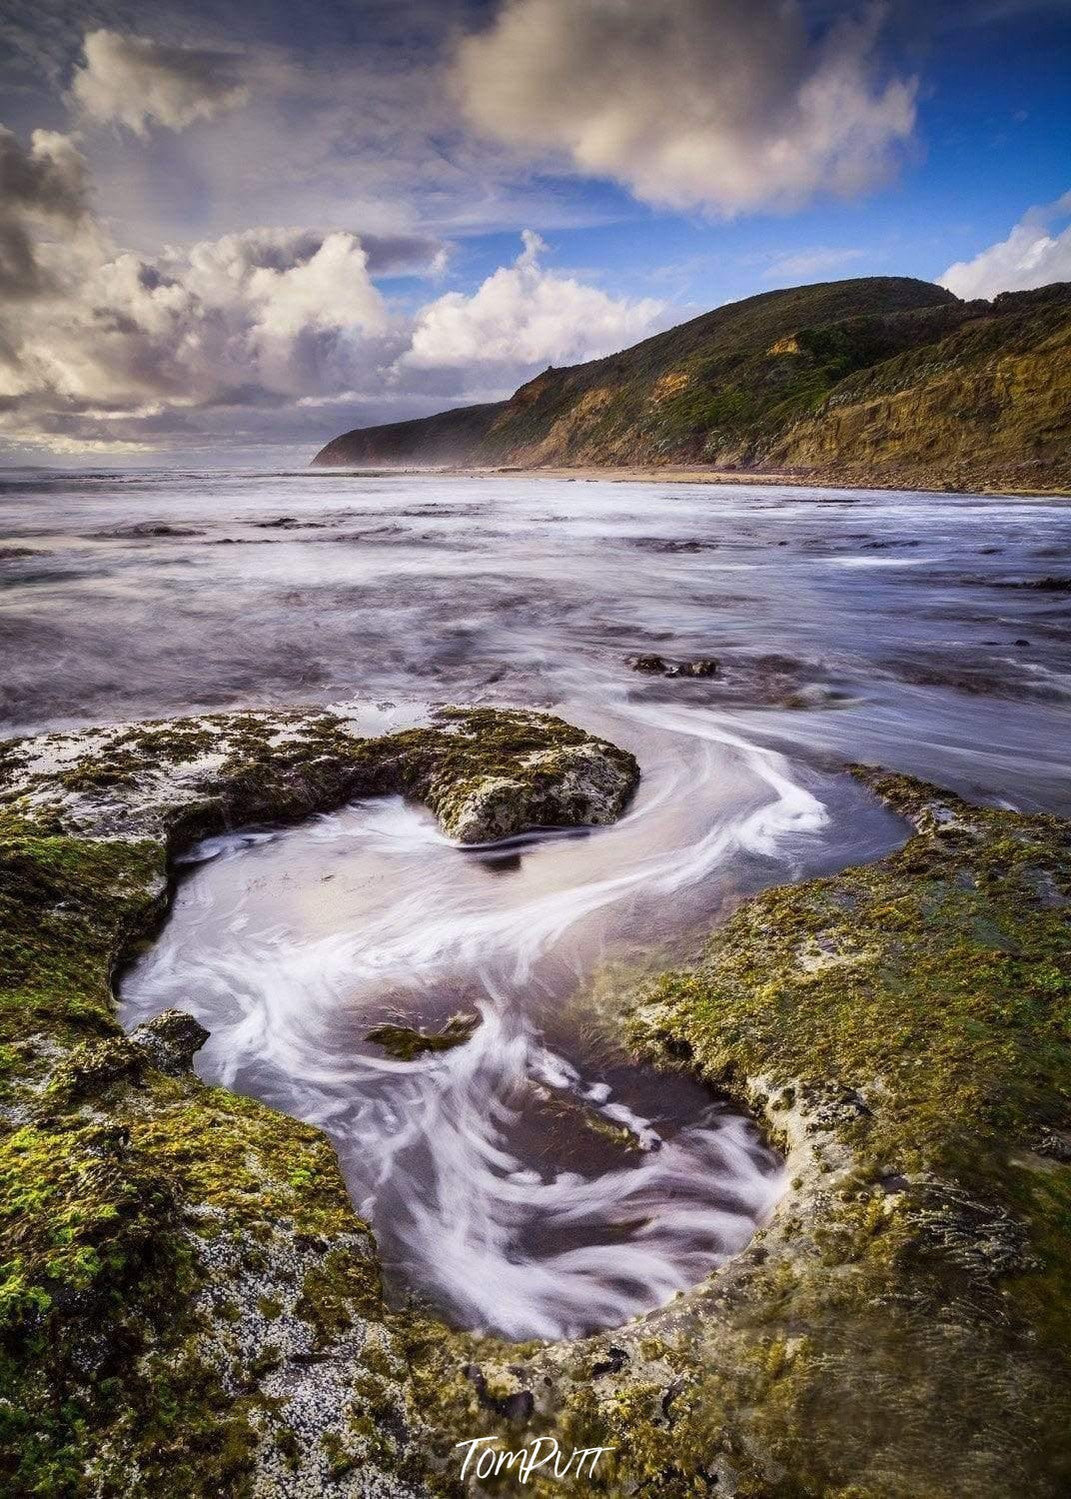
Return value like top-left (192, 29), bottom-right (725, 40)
top-left (4, 468), bottom-right (1070, 1337)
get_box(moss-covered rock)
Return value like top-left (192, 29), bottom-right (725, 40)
top-left (365, 1013), bottom-right (480, 1061)
top-left (424, 769), bottom-right (1070, 1497)
top-left (0, 703), bottom-right (636, 1497)
top-left (0, 704), bottom-right (638, 849)
top-left (3, 702), bottom-right (1070, 1498)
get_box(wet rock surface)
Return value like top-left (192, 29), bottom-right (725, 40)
top-left (626, 654), bottom-right (719, 678)
top-left (2, 709), bottom-right (1070, 1496)
top-left (0, 703), bottom-right (635, 1496)
top-left (129, 1008), bottom-right (210, 1076)
top-left (364, 1013), bottom-right (480, 1061)
top-left (0, 702), bottom-right (638, 847)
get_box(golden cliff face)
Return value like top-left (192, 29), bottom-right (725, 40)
top-left (768, 310), bottom-right (1071, 489)
top-left (314, 277), bottom-right (1071, 491)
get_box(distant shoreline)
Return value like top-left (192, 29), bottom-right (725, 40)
top-left (309, 461), bottom-right (1071, 500)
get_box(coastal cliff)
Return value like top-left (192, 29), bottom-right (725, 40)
top-left (313, 276), bottom-right (1071, 492)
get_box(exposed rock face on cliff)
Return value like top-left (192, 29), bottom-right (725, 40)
top-left (313, 276), bottom-right (1071, 492)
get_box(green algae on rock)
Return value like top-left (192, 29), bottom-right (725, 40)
top-left (0, 704), bottom-right (638, 849)
top-left (0, 703), bottom-right (636, 1497)
top-left (4, 698), bottom-right (1071, 1498)
top-left (365, 1014), bottom-right (481, 1061)
top-left (422, 768), bottom-right (1070, 1497)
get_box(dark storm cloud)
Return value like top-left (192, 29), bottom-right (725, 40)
top-left (0, 126), bottom-right (90, 297)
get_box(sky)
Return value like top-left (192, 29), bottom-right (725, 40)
top-left (0, 0), bottom-right (1069, 467)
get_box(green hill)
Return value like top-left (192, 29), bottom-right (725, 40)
top-left (312, 276), bottom-right (1071, 491)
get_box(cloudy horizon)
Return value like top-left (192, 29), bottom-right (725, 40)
top-left (1, 0), bottom-right (1069, 467)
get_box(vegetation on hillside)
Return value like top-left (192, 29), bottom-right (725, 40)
top-left (313, 276), bottom-right (1071, 491)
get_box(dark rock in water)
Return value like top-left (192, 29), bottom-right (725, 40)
top-left (627, 536), bottom-right (719, 554)
top-left (995, 575), bottom-right (1071, 591)
top-left (365, 1012), bottom-right (479, 1060)
top-left (753, 652), bottom-right (805, 673)
top-left (627, 653), bottom-right (718, 678)
top-left (673, 657), bottom-right (719, 678)
top-left (93, 522), bottom-right (203, 539)
top-left (253, 516), bottom-right (329, 530)
top-left (130, 1009), bottom-right (210, 1075)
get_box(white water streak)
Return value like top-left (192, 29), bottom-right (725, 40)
top-left (124, 702), bottom-right (826, 1338)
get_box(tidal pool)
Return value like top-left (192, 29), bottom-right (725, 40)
top-left (5, 466), bottom-right (1070, 1334)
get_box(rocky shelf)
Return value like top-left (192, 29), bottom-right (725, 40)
top-left (1, 707), bottom-right (1069, 1496)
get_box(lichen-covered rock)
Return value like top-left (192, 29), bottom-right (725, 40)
top-left (4, 708), bottom-right (1071, 1498)
top-left (0, 703), bottom-right (638, 850)
top-left (400, 709), bottom-right (637, 845)
top-left (431, 740), bottom-right (635, 844)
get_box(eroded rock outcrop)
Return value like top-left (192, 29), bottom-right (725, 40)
top-left (0, 704), bottom-right (636, 1496)
top-left (2, 710), bottom-right (1070, 1497)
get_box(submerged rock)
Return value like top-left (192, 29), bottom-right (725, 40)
top-left (365, 1013), bottom-right (479, 1060)
top-left (626, 653), bottom-right (719, 679)
top-left (675, 656), bottom-right (719, 678)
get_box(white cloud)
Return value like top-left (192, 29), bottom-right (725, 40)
top-left (403, 230), bottom-right (665, 369)
top-left (453, 0), bottom-right (917, 215)
top-left (0, 191), bottom-right (673, 456)
top-left (0, 224), bottom-right (400, 423)
top-left (71, 29), bottom-right (250, 135)
top-left (940, 193), bottom-right (1071, 299)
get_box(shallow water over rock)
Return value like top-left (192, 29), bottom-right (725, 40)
top-left (2, 471), bottom-right (1070, 820)
top-left (6, 468), bottom-right (1071, 1335)
top-left (119, 710), bottom-right (902, 1338)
